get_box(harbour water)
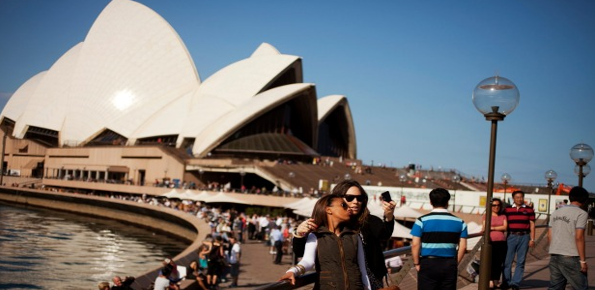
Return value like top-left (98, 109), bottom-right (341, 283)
top-left (0, 202), bottom-right (188, 289)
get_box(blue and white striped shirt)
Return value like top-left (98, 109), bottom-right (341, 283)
top-left (410, 209), bottom-right (468, 257)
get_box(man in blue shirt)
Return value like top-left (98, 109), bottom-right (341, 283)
top-left (411, 188), bottom-right (468, 290)
top-left (270, 225), bottom-right (284, 264)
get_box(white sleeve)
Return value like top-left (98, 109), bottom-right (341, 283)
top-left (357, 236), bottom-right (371, 289)
top-left (287, 233), bottom-right (318, 273)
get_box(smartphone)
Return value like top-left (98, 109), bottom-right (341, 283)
top-left (381, 191), bottom-right (392, 202)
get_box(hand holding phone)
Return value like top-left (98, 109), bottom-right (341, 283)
top-left (381, 191), bottom-right (392, 202)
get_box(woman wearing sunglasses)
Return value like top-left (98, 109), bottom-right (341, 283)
top-left (481, 197), bottom-right (508, 289)
top-left (280, 194), bottom-right (370, 289)
top-left (293, 180), bottom-right (396, 289)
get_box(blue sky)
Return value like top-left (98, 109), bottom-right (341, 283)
top-left (1, 0), bottom-right (594, 191)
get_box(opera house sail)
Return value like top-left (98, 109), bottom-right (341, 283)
top-left (0, 0), bottom-right (356, 191)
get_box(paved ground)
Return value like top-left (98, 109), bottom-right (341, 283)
top-left (215, 221), bottom-right (595, 290)
top-left (459, 233), bottom-right (595, 290)
top-left (217, 239), bottom-right (300, 289)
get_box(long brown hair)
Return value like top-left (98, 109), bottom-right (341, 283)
top-left (331, 180), bottom-right (369, 230)
top-left (311, 194), bottom-right (344, 228)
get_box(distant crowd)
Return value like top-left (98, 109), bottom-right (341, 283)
top-left (89, 191), bottom-right (302, 290)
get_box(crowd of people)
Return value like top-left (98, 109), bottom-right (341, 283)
top-left (86, 179), bottom-right (591, 290)
top-left (273, 182), bottom-right (590, 290)
top-left (478, 188), bottom-right (590, 290)
top-left (153, 205), bottom-right (305, 289)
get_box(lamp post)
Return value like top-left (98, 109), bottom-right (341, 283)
top-left (575, 164), bottom-right (591, 184)
top-left (570, 143), bottom-right (593, 187)
top-left (0, 134), bottom-right (6, 186)
top-left (545, 170), bottom-right (557, 219)
top-left (199, 169), bottom-right (204, 182)
top-left (239, 168), bottom-right (246, 190)
top-left (452, 174), bottom-right (461, 212)
top-left (501, 173), bottom-right (511, 205)
top-left (399, 174), bottom-right (407, 206)
top-left (472, 75), bottom-right (520, 290)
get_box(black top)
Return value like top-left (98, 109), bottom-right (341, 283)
top-left (293, 215), bottom-right (394, 280)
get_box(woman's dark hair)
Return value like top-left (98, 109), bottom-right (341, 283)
top-left (331, 180), bottom-right (369, 230)
top-left (491, 198), bottom-right (504, 215)
top-left (311, 194), bottom-right (344, 228)
top-left (161, 265), bottom-right (172, 277)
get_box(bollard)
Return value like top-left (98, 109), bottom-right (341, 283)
top-left (588, 219), bottom-right (593, 236)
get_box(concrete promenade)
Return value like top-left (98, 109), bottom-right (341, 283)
top-left (460, 233), bottom-right (595, 290)
top-left (225, 231), bottom-right (595, 290)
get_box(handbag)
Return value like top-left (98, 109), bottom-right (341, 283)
top-left (378, 275), bottom-right (400, 290)
top-left (360, 233), bottom-right (400, 290)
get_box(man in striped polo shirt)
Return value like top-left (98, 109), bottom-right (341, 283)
top-left (503, 190), bottom-right (536, 290)
top-left (411, 188), bottom-right (468, 290)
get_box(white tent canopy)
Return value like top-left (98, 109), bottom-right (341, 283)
top-left (292, 198), bottom-right (319, 217)
top-left (367, 199), bottom-right (385, 218)
top-left (286, 197), bottom-right (317, 210)
top-left (392, 222), bottom-right (413, 239)
top-left (176, 190), bottom-right (204, 201)
top-left (160, 189), bottom-right (184, 199)
top-left (393, 205), bottom-right (423, 219)
top-left (203, 192), bottom-right (252, 205)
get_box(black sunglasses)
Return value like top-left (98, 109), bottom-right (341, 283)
top-left (344, 194), bottom-right (366, 202)
top-left (328, 201), bottom-right (348, 210)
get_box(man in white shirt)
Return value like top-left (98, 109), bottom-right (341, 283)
top-left (227, 236), bottom-right (241, 287)
top-left (547, 186), bottom-right (589, 290)
top-left (153, 266), bottom-right (171, 290)
top-left (258, 215), bottom-right (270, 241)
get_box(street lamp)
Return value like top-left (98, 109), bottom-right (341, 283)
top-left (570, 143), bottom-right (593, 187)
top-left (501, 173), bottom-right (511, 205)
top-left (452, 175), bottom-right (461, 212)
top-left (545, 170), bottom-right (557, 219)
top-left (239, 168), bottom-right (246, 190)
top-left (472, 75), bottom-right (520, 290)
top-left (574, 164), bottom-right (591, 183)
top-left (399, 174), bottom-right (407, 206)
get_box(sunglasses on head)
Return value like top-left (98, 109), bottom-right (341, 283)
top-left (344, 194), bottom-right (366, 202)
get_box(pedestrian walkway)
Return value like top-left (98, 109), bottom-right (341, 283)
top-left (217, 239), bottom-right (297, 289)
top-left (215, 232), bottom-right (595, 290)
top-left (460, 233), bottom-right (595, 290)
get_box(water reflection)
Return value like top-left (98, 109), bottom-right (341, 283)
top-left (0, 202), bottom-right (188, 289)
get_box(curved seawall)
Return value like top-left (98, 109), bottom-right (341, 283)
top-left (0, 187), bottom-right (209, 290)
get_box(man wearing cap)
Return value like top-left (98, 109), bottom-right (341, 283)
top-left (547, 186), bottom-right (589, 290)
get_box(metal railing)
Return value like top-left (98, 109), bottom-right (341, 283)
top-left (255, 224), bottom-right (549, 290)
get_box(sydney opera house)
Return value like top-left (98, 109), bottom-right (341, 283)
top-left (0, 0), bottom-right (358, 195)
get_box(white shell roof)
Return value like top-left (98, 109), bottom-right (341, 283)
top-left (54, 0), bottom-right (197, 144)
top-left (1, 71), bottom-right (46, 126)
top-left (251, 43), bottom-right (281, 57)
top-left (192, 83), bottom-right (316, 157)
top-left (317, 94), bottom-right (347, 121)
top-left (0, 0), bottom-right (356, 159)
top-left (179, 45), bottom-right (300, 140)
top-left (317, 94), bottom-right (357, 159)
top-left (12, 43), bottom-right (83, 138)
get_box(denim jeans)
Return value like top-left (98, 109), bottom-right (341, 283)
top-left (548, 255), bottom-right (588, 290)
top-left (503, 234), bottom-right (529, 286)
